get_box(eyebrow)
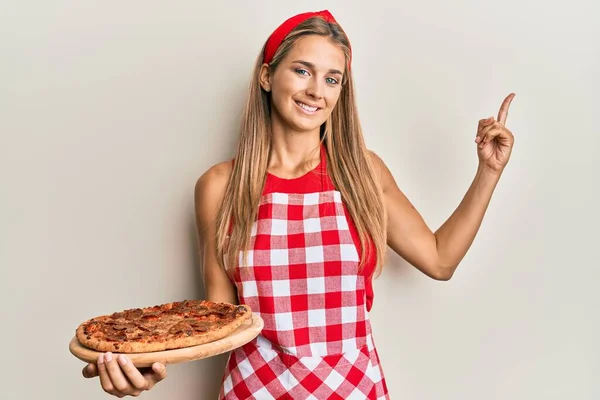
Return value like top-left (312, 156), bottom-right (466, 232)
top-left (292, 60), bottom-right (344, 76)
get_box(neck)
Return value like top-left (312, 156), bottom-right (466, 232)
top-left (268, 117), bottom-right (323, 178)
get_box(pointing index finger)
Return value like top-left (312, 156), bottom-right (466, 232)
top-left (497, 93), bottom-right (515, 125)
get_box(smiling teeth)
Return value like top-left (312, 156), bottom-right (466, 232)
top-left (298, 102), bottom-right (318, 112)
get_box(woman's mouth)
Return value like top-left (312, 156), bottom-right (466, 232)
top-left (295, 101), bottom-right (320, 114)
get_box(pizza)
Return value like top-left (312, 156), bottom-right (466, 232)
top-left (75, 300), bottom-right (252, 353)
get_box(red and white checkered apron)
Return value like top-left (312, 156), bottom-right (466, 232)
top-left (220, 145), bottom-right (389, 399)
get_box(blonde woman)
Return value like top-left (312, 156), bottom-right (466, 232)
top-left (82, 9), bottom-right (515, 399)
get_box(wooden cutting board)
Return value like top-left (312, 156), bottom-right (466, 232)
top-left (69, 314), bottom-right (263, 368)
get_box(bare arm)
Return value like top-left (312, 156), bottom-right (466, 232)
top-left (369, 152), bottom-right (444, 280)
top-left (431, 166), bottom-right (501, 276)
top-left (370, 152), bottom-right (500, 281)
top-left (373, 94), bottom-right (515, 280)
top-left (194, 161), bottom-right (238, 304)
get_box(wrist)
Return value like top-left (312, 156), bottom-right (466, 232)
top-left (476, 164), bottom-right (503, 182)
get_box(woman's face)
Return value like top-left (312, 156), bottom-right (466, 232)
top-left (261, 35), bottom-right (346, 134)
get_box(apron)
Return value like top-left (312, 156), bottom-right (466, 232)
top-left (220, 145), bottom-right (389, 399)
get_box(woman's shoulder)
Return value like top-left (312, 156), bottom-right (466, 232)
top-left (364, 149), bottom-right (391, 192)
top-left (194, 160), bottom-right (233, 204)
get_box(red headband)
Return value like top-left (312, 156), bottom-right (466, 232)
top-left (263, 10), bottom-right (351, 69)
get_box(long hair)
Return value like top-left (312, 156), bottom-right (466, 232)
top-left (215, 16), bottom-right (387, 277)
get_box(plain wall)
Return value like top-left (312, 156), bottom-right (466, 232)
top-left (1, 0), bottom-right (598, 399)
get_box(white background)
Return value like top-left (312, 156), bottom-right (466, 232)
top-left (1, 0), bottom-right (598, 399)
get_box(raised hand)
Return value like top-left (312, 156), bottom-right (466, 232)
top-left (475, 93), bottom-right (516, 174)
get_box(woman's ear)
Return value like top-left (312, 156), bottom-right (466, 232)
top-left (259, 64), bottom-right (271, 92)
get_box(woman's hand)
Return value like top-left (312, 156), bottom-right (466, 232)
top-left (475, 93), bottom-right (516, 175)
top-left (82, 352), bottom-right (167, 397)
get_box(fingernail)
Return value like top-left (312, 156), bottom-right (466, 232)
top-left (105, 352), bottom-right (113, 362)
top-left (118, 354), bottom-right (128, 366)
top-left (98, 354), bottom-right (104, 364)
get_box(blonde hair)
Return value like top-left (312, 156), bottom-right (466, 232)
top-left (215, 16), bottom-right (387, 277)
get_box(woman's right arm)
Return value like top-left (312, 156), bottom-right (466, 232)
top-left (81, 162), bottom-right (237, 397)
top-left (194, 161), bottom-right (238, 304)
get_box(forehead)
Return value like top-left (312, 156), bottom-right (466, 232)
top-left (284, 35), bottom-right (346, 70)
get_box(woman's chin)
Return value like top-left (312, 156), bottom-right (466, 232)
top-left (286, 118), bottom-right (324, 133)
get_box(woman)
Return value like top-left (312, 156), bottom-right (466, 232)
top-left (82, 9), bottom-right (515, 399)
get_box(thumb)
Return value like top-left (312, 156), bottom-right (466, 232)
top-left (82, 363), bottom-right (98, 378)
top-left (151, 362), bottom-right (168, 381)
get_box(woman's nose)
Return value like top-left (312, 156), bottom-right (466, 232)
top-left (305, 78), bottom-right (324, 99)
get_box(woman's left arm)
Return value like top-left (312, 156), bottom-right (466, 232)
top-left (373, 93), bottom-right (516, 280)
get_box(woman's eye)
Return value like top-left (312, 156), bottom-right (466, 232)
top-left (295, 68), bottom-right (338, 85)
